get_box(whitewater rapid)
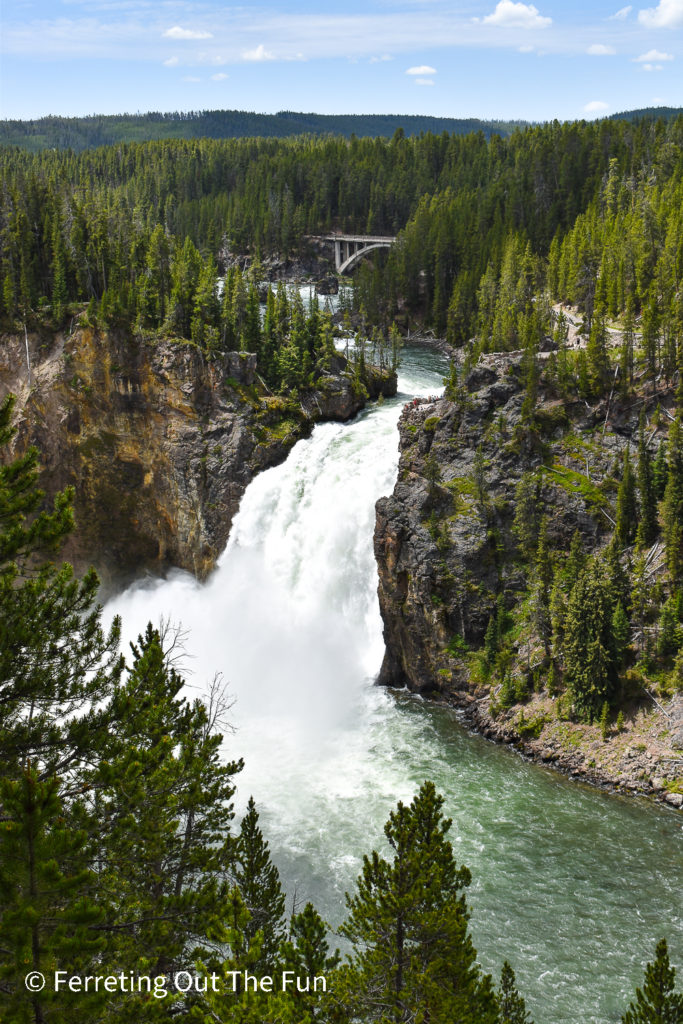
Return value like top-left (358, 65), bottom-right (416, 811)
top-left (105, 347), bottom-right (682, 1024)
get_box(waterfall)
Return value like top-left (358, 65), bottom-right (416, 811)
top-left (105, 347), bottom-right (683, 1024)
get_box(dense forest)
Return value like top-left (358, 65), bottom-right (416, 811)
top-left (0, 109), bottom-right (530, 153)
top-left (1, 112), bottom-right (683, 1020)
top-left (1, 106), bottom-right (679, 154)
top-left (1, 398), bottom-right (681, 1022)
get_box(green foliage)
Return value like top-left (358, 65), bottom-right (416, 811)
top-left (513, 472), bottom-right (540, 561)
top-left (615, 448), bottom-right (637, 548)
top-left (0, 770), bottom-right (105, 1023)
top-left (340, 781), bottom-right (498, 1023)
top-left (497, 961), bottom-right (534, 1023)
top-left (92, 625), bottom-right (243, 1002)
top-left (233, 796), bottom-right (286, 973)
top-left (0, 395), bottom-right (123, 779)
top-left (621, 939), bottom-right (683, 1024)
top-left (564, 555), bottom-right (620, 721)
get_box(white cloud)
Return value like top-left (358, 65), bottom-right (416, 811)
top-left (482, 1), bottom-right (552, 28)
top-left (242, 43), bottom-right (275, 61)
top-left (182, 75), bottom-right (200, 82)
top-left (587, 43), bottom-right (616, 54)
top-left (641, 62), bottom-right (663, 69)
top-left (414, 77), bottom-right (435, 85)
top-left (608, 5), bottom-right (632, 17)
top-left (163, 26), bottom-right (212, 40)
top-left (634, 48), bottom-right (674, 60)
top-left (162, 56), bottom-right (179, 67)
top-left (211, 72), bottom-right (228, 80)
top-left (584, 100), bottom-right (609, 111)
top-left (638, 0), bottom-right (683, 27)
top-left (406, 64), bottom-right (437, 74)
top-left (369, 54), bottom-right (393, 63)
top-left (518, 43), bottom-right (534, 51)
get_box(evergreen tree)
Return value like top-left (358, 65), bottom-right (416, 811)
top-left (0, 769), bottom-right (105, 1024)
top-left (340, 781), bottom-right (499, 1024)
top-left (0, 394), bottom-right (122, 778)
top-left (636, 413), bottom-right (658, 550)
top-left (233, 796), bottom-right (286, 974)
top-left (94, 625), bottom-right (242, 989)
top-left (497, 961), bottom-right (534, 1024)
top-left (531, 519), bottom-right (553, 657)
top-left (513, 472), bottom-right (540, 561)
top-left (622, 939), bottom-right (683, 1024)
top-left (564, 556), bottom-right (619, 720)
top-left (280, 904), bottom-right (340, 1021)
top-left (613, 602), bottom-right (631, 666)
top-left (615, 448), bottom-right (637, 548)
top-left (653, 441), bottom-right (669, 501)
top-left (619, 297), bottom-right (635, 394)
top-left (662, 416), bottom-right (683, 580)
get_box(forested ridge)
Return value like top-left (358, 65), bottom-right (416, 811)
top-left (0, 109), bottom-right (528, 153)
top-left (1, 112), bottom-right (683, 1021)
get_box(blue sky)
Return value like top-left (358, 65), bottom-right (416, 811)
top-left (0, 0), bottom-right (681, 121)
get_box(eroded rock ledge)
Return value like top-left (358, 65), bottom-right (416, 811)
top-left (374, 352), bottom-right (682, 806)
top-left (0, 326), bottom-right (395, 589)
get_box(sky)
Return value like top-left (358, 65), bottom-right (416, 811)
top-left (0, 0), bottom-right (681, 122)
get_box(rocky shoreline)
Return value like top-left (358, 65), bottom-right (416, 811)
top-left (374, 350), bottom-right (682, 809)
top-left (422, 685), bottom-right (683, 808)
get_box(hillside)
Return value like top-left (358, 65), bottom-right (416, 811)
top-left (0, 109), bottom-right (526, 152)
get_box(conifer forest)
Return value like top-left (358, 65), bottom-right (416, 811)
top-left (1, 109), bottom-right (683, 1023)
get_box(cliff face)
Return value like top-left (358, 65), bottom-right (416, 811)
top-left (373, 353), bottom-right (682, 802)
top-left (1, 327), bottom-right (395, 588)
top-left (375, 354), bottom-right (602, 691)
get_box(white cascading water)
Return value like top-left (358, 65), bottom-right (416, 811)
top-left (104, 349), bottom-right (444, 909)
top-left (105, 346), bottom-right (683, 1024)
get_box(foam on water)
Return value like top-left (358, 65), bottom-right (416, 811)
top-left (106, 347), bottom-right (682, 1024)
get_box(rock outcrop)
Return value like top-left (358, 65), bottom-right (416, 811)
top-left (374, 351), bottom-right (681, 803)
top-left (1, 326), bottom-right (395, 589)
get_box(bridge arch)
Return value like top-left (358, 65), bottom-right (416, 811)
top-left (325, 234), bottom-right (397, 275)
top-left (338, 241), bottom-right (394, 275)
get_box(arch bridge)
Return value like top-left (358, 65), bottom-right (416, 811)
top-left (325, 234), bottom-right (397, 275)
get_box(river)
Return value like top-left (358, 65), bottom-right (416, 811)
top-left (105, 345), bottom-right (682, 1024)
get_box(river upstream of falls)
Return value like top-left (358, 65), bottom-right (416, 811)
top-left (105, 345), bottom-right (682, 1024)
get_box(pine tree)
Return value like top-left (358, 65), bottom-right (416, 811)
top-left (636, 413), bottom-right (657, 550)
top-left (621, 939), bottom-right (683, 1024)
top-left (658, 595), bottom-right (682, 658)
top-left (340, 782), bottom-right (499, 1024)
top-left (531, 519), bottom-right (553, 657)
top-left (497, 961), bottom-right (534, 1024)
top-left (94, 625), bottom-right (242, 988)
top-left (564, 556), bottom-right (619, 721)
top-left (233, 796), bottom-right (286, 974)
top-left (653, 441), bottom-right (669, 501)
top-left (662, 416), bottom-right (683, 580)
top-left (0, 394), bottom-right (122, 778)
top-left (513, 472), bottom-right (540, 561)
top-left (586, 302), bottom-right (609, 395)
top-left (619, 297), bottom-right (635, 394)
top-left (615, 448), bottom-right (637, 548)
top-left (641, 294), bottom-right (661, 396)
top-left (0, 769), bottom-right (105, 1024)
top-left (612, 602), bottom-right (631, 666)
top-left (280, 903), bottom-right (340, 1021)
top-left (424, 449), bottom-right (442, 499)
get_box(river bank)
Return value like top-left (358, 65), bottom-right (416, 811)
top-left (103, 343), bottom-right (683, 1024)
top-left (374, 348), bottom-right (683, 810)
